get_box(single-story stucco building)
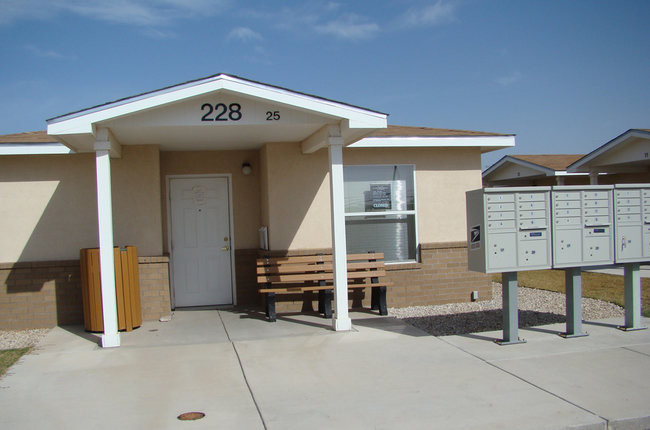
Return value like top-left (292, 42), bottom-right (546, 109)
top-left (0, 74), bottom-right (514, 346)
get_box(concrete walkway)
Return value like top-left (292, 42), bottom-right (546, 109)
top-left (1, 309), bottom-right (649, 430)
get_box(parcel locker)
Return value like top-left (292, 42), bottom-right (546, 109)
top-left (614, 184), bottom-right (650, 263)
top-left (551, 185), bottom-right (614, 268)
top-left (467, 187), bottom-right (552, 273)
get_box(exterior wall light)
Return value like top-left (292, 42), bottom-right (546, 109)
top-left (242, 162), bottom-right (252, 176)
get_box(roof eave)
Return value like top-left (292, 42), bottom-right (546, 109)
top-left (483, 155), bottom-right (556, 179)
top-left (349, 135), bottom-right (515, 151)
top-left (46, 73), bottom-right (387, 133)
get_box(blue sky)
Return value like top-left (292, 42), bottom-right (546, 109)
top-left (1, 0), bottom-right (648, 168)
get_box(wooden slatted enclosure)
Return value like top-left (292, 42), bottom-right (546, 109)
top-left (80, 246), bottom-right (142, 332)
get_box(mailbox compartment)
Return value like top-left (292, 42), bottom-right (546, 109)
top-left (614, 184), bottom-right (650, 263)
top-left (551, 185), bottom-right (614, 268)
top-left (487, 232), bottom-right (517, 269)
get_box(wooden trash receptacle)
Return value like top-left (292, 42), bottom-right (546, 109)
top-left (80, 246), bottom-right (142, 332)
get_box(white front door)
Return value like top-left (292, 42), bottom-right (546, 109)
top-left (170, 177), bottom-right (233, 307)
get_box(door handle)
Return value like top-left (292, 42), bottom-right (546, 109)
top-left (221, 245), bottom-right (230, 251)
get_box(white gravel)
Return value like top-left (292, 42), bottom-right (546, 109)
top-left (389, 283), bottom-right (624, 336)
top-left (0, 328), bottom-right (50, 350)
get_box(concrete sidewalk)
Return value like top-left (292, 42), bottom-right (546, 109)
top-left (1, 309), bottom-right (649, 429)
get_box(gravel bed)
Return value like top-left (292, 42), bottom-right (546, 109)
top-left (389, 283), bottom-right (624, 337)
top-left (0, 328), bottom-right (50, 350)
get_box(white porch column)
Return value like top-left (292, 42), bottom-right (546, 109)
top-left (589, 172), bottom-right (599, 185)
top-left (94, 129), bottom-right (120, 348)
top-left (328, 131), bottom-right (352, 331)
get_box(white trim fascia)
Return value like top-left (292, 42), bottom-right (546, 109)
top-left (349, 135), bottom-right (515, 149)
top-left (552, 171), bottom-right (589, 177)
top-left (567, 129), bottom-right (650, 173)
top-left (47, 74), bottom-right (387, 136)
top-left (165, 173), bottom-right (237, 308)
top-left (0, 143), bottom-right (74, 155)
top-left (483, 155), bottom-right (556, 178)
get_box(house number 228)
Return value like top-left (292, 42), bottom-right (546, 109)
top-left (201, 103), bottom-right (242, 121)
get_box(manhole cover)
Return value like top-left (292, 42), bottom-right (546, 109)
top-left (177, 412), bottom-right (205, 421)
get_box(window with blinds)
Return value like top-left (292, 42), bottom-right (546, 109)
top-left (343, 165), bottom-right (417, 263)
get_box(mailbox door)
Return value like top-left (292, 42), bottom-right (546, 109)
top-left (487, 232), bottom-right (517, 270)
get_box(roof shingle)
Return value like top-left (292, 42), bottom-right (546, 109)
top-left (369, 125), bottom-right (512, 138)
top-left (510, 154), bottom-right (586, 171)
top-left (0, 130), bottom-right (55, 143)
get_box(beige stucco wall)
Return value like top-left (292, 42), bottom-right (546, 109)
top-left (262, 143), bottom-right (483, 251)
top-left (0, 145), bottom-right (163, 263)
top-left (159, 149), bottom-right (261, 251)
top-left (263, 142), bottom-right (331, 250)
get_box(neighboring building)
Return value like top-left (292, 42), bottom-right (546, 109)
top-left (567, 129), bottom-right (650, 184)
top-left (484, 129), bottom-right (650, 188)
top-left (0, 74), bottom-right (514, 339)
top-left (482, 154), bottom-right (588, 187)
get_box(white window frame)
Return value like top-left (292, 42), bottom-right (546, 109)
top-left (343, 164), bottom-right (419, 264)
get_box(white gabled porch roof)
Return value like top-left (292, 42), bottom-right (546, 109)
top-left (46, 73), bottom-right (387, 154)
top-left (482, 154), bottom-right (587, 182)
top-left (567, 129), bottom-right (650, 174)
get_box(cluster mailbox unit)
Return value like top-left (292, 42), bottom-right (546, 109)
top-left (466, 184), bottom-right (649, 344)
top-left (466, 187), bottom-right (552, 274)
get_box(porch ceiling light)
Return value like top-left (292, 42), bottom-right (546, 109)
top-left (242, 162), bottom-right (252, 176)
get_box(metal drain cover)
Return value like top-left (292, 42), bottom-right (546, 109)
top-left (177, 412), bottom-right (205, 421)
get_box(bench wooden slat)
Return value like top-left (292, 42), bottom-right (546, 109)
top-left (256, 261), bottom-right (385, 275)
top-left (256, 252), bottom-right (385, 266)
top-left (259, 282), bottom-right (392, 294)
top-left (257, 268), bottom-right (386, 284)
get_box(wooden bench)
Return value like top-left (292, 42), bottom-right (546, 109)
top-left (256, 252), bottom-right (391, 322)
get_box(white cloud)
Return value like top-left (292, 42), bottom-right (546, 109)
top-left (0, 0), bottom-right (229, 27)
top-left (315, 14), bottom-right (379, 40)
top-left (496, 70), bottom-right (522, 87)
top-left (242, 4), bottom-right (378, 40)
top-left (399, 1), bottom-right (456, 28)
top-left (228, 27), bottom-right (263, 42)
top-left (24, 44), bottom-right (67, 59)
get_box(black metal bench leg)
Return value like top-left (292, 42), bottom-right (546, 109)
top-left (371, 286), bottom-right (379, 310)
top-left (266, 292), bottom-right (276, 322)
top-left (374, 286), bottom-right (387, 316)
top-left (322, 290), bottom-right (333, 319)
top-left (318, 290), bottom-right (324, 314)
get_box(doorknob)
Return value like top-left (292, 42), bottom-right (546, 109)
top-left (221, 245), bottom-right (230, 251)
